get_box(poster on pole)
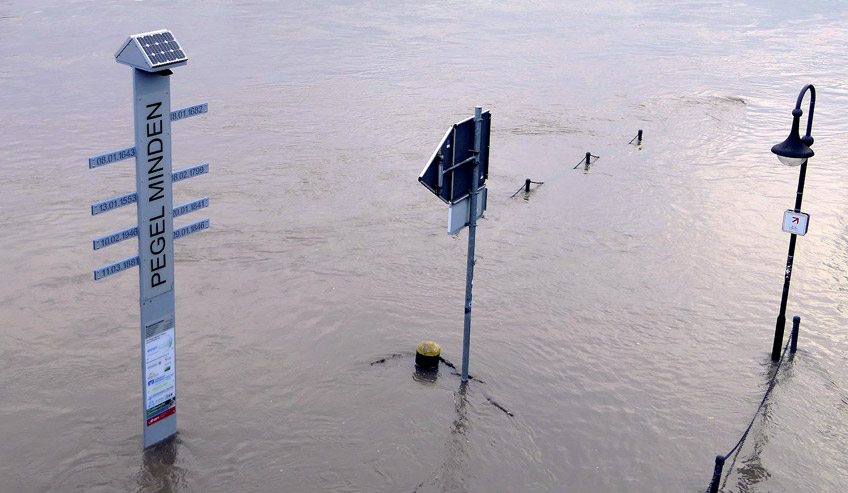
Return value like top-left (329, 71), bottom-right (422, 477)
top-left (144, 316), bottom-right (176, 426)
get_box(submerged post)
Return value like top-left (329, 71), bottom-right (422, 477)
top-left (709, 455), bottom-right (725, 493)
top-left (584, 152), bottom-right (591, 170)
top-left (525, 178), bottom-right (531, 193)
top-left (461, 106), bottom-right (483, 382)
top-left (637, 129), bottom-right (643, 144)
top-left (790, 315), bottom-right (800, 353)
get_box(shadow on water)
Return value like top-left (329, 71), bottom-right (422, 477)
top-left (136, 434), bottom-right (186, 493)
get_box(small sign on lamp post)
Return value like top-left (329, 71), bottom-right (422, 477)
top-left (782, 210), bottom-right (809, 236)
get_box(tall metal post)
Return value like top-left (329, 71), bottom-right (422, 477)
top-left (90, 31), bottom-right (208, 449)
top-left (132, 67), bottom-right (179, 447)
top-left (772, 158), bottom-right (807, 360)
top-left (461, 106), bottom-right (483, 382)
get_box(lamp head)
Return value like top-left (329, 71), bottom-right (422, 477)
top-left (771, 108), bottom-right (814, 166)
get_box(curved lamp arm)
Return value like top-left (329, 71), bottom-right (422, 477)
top-left (794, 84), bottom-right (816, 145)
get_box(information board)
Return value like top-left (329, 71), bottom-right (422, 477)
top-left (144, 317), bottom-right (176, 426)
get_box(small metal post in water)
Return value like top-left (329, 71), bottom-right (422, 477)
top-left (461, 106), bottom-right (483, 382)
top-left (524, 178), bottom-right (531, 193)
top-left (637, 129), bottom-right (643, 144)
top-left (584, 152), bottom-right (591, 170)
top-left (790, 315), bottom-right (800, 353)
top-left (709, 455), bottom-right (725, 493)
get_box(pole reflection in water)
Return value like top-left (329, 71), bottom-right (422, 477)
top-left (138, 435), bottom-right (185, 492)
top-left (722, 356), bottom-right (792, 491)
top-left (414, 382), bottom-right (471, 493)
top-left (412, 366), bottom-right (440, 385)
top-left (733, 399), bottom-right (773, 489)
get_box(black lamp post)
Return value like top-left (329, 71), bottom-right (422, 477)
top-left (770, 84), bottom-right (815, 361)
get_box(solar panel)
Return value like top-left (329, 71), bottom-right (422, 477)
top-left (136, 31), bottom-right (186, 68)
top-left (116, 29), bottom-right (188, 72)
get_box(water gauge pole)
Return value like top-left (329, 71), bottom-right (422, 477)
top-left (89, 30), bottom-right (210, 448)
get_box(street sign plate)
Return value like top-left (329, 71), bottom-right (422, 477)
top-left (171, 162), bottom-right (209, 183)
top-left (170, 102), bottom-right (208, 122)
top-left (172, 197), bottom-right (209, 218)
top-left (419, 111), bottom-right (490, 204)
top-left (782, 210), bottom-right (809, 236)
top-left (93, 225), bottom-right (139, 251)
top-left (91, 191), bottom-right (138, 216)
top-left (448, 186), bottom-right (487, 235)
top-left (89, 146), bottom-right (136, 169)
top-left (93, 255), bottom-right (139, 280)
top-left (173, 217), bottom-right (210, 240)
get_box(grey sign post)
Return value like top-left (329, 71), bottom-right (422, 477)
top-left (90, 30), bottom-right (210, 448)
top-left (419, 106), bottom-right (491, 381)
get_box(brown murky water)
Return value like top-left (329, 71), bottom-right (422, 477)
top-left (2, 1), bottom-right (848, 491)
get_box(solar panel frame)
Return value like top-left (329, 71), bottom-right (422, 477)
top-left (137, 31), bottom-right (187, 68)
top-left (116, 29), bottom-right (188, 72)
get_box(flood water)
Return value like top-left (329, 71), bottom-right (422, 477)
top-left (2, 1), bottom-right (848, 491)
